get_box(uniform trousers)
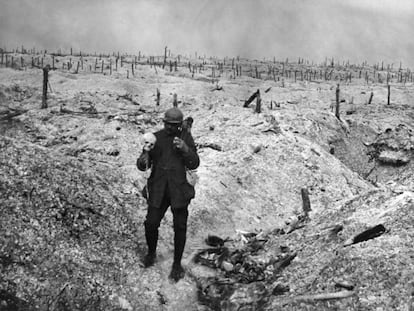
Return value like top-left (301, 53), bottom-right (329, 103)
top-left (144, 185), bottom-right (189, 264)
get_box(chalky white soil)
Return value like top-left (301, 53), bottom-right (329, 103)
top-left (0, 56), bottom-right (413, 310)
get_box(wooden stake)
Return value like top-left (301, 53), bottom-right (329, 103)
top-left (301, 188), bottom-right (311, 217)
top-left (163, 46), bottom-right (167, 69)
top-left (173, 93), bottom-right (178, 107)
top-left (255, 90), bottom-right (261, 113)
top-left (368, 91), bottom-right (374, 105)
top-left (335, 84), bottom-right (340, 119)
top-left (41, 66), bottom-right (50, 109)
top-left (156, 88), bottom-right (160, 106)
top-left (387, 84), bottom-right (390, 105)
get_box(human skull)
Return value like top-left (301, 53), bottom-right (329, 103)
top-left (143, 132), bottom-right (156, 151)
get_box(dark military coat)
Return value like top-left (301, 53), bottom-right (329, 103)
top-left (137, 128), bottom-right (199, 209)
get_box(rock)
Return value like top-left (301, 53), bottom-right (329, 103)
top-left (378, 150), bottom-right (410, 165)
top-left (221, 261), bottom-right (234, 272)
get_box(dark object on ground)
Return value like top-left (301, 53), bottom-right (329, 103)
top-left (335, 280), bottom-right (355, 290)
top-left (194, 247), bottom-right (230, 269)
top-left (205, 235), bottom-right (225, 247)
top-left (196, 143), bottom-right (222, 151)
top-left (243, 90), bottom-right (259, 108)
top-left (344, 224), bottom-right (386, 246)
top-left (272, 283), bottom-right (290, 295)
top-left (273, 253), bottom-right (297, 273)
top-left (301, 188), bottom-right (311, 216)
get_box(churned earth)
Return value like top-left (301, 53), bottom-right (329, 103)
top-left (0, 54), bottom-right (413, 310)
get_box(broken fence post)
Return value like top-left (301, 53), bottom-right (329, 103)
top-left (387, 84), bottom-right (391, 105)
top-left (335, 84), bottom-right (340, 119)
top-left (368, 91), bottom-right (374, 105)
top-left (243, 90), bottom-right (259, 108)
top-left (301, 188), bottom-right (311, 217)
top-left (156, 88), bottom-right (160, 106)
top-left (255, 90), bottom-right (261, 113)
top-left (41, 65), bottom-right (50, 109)
top-left (173, 93), bottom-right (178, 107)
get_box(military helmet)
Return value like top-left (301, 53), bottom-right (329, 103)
top-left (163, 107), bottom-right (183, 124)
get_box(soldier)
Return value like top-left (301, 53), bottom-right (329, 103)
top-left (136, 107), bottom-right (200, 282)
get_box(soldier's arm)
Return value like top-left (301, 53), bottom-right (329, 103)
top-left (181, 134), bottom-right (200, 170)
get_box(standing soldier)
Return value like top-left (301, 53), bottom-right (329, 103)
top-left (136, 107), bottom-right (200, 282)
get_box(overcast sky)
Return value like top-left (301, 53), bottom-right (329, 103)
top-left (1, 0), bottom-right (413, 67)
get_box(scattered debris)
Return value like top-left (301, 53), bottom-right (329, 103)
top-left (194, 232), bottom-right (297, 310)
top-left (243, 90), bottom-right (259, 108)
top-left (285, 290), bottom-right (355, 303)
top-left (378, 150), bottom-right (410, 165)
top-left (344, 224), bottom-right (386, 246)
top-left (0, 108), bottom-right (27, 121)
top-left (205, 235), bottom-right (226, 248)
top-left (196, 143), bottom-right (222, 151)
top-left (334, 279), bottom-right (355, 290)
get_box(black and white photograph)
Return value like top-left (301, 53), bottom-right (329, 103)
top-left (0, 0), bottom-right (413, 310)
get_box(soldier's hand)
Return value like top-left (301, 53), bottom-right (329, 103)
top-left (173, 137), bottom-right (189, 152)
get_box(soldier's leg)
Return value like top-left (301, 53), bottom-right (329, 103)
top-left (143, 194), bottom-right (170, 267)
top-left (169, 206), bottom-right (189, 281)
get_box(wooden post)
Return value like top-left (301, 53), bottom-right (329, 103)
top-left (101, 60), bottom-right (104, 73)
top-left (127, 69), bottom-right (129, 79)
top-left (116, 58), bottom-right (118, 71)
top-left (156, 88), bottom-right (160, 106)
top-left (163, 46), bottom-right (167, 69)
top-left (173, 93), bottom-right (178, 107)
top-left (132, 63), bottom-right (134, 76)
top-left (368, 91), bottom-right (374, 104)
top-left (255, 89), bottom-right (261, 113)
top-left (335, 84), bottom-right (340, 119)
top-left (110, 59), bottom-right (112, 75)
top-left (75, 61), bottom-right (80, 74)
top-left (301, 188), bottom-right (311, 217)
top-left (41, 66), bottom-right (50, 108)
top-left (387, 84), bottom-right (390, 105)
